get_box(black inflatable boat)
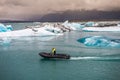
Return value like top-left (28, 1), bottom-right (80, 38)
top-left (39, 52), bottom-right (70, 59)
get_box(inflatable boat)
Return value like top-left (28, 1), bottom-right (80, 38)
top-left (39, 52), bottom-right (70, 59)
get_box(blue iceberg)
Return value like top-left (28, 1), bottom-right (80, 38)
top-left (78, 36), bottom-right (120, 48)
top-left (0, 23), bottom-right (13, 32)
top-left (70, 23), bottom-right (85, 29)
top-left (0, 23), bottom-right (7, 32)
top-left (85, 22), bottom-right (95, 27)
top-left (62, 20), bottom-right (84, 30)
top-left (6, 25), bottom-right (13, 31)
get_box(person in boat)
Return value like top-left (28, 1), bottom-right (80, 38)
top-left (51, 48), bottom-right (56, 55)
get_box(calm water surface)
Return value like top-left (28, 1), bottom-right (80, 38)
top-left (0, 23), bottom-right (120, 80)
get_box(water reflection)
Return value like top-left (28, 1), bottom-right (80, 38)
top-left (0, 36), bottom-right (59, 46)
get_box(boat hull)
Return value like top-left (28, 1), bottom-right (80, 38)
top-left (39, 52), bottom-right (70, 59)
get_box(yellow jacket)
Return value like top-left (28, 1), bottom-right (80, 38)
top-left (52, 48), bottom-right (56, 54)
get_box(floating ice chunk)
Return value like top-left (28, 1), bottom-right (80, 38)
top-left (0, 23), bottom-right (7, 32)
top-left (6, 25), bottom-right (13, 31)
top-left (44, 25), bottom-right (62, 33)
top-left (78, 36), bottom-right (120, 48)
top-left (62, 21), bottom-right (84, 30)
top-left (0, 27), bottom-right (63, 37)
top-left (0, 23), bottom-right (13, 32)
top-left (85, 22), bottom-right (95, 27)
top-left (63, 20), bottom-right (69, 25)
top-left (82, 26), bottom-right (120, 32)
top-left (71, 23), bottom-right (84, 30)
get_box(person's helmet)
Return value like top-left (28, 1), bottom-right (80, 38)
top-left (52, 48), bottom-right (55, 50)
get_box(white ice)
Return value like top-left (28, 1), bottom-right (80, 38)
top-left (82, 26), bottom-right (120, 32)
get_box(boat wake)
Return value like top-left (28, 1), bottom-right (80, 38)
top-left (70, 56), bottom-right (120, 61)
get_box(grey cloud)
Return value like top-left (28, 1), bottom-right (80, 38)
top-left (0, 0), bottom-right (120, 20)
top-left (4, 0), bottom-right (28, 6)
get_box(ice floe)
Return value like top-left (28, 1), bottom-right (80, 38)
top-left (0, 27), bottom-right (63, 37)
top-left (78, 36), bottom-right (120, 48)
top-left (82, 26), bottom-right (120, 32)
top-left (0, 23), bottom-right (13, 32)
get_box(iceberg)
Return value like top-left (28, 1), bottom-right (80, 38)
top-left (0, 23), bottom-right (13, 32)
top-left (78, 36), bottom-right (120, 48)
top-left (0, 23), bottom-right (7, 32)
top-left (62, 20), bottom-right (84, 30)
top-left (85, 22), bottom-right (95, 27)
top-left (0, 27), bottom-right (63, 37)
top-left (84, 21), bottom-right (99, 27)
top-left (82, 26), bottom-right (120, 32)
top-left (44, 24), bottom-right (62, 33)
top-left (6, 25), bottom-right (13, 31)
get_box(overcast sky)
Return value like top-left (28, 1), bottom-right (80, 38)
top-left (0, 0), bottom-right (120, 20)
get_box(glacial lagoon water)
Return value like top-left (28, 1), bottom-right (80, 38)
top-left (0, 23), bottom-right (120, 80)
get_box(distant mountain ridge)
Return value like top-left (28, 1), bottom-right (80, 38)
top-left (0, 10), bottom-right (120, 22)
top-left (38, 10), bottom-right (120, 22)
